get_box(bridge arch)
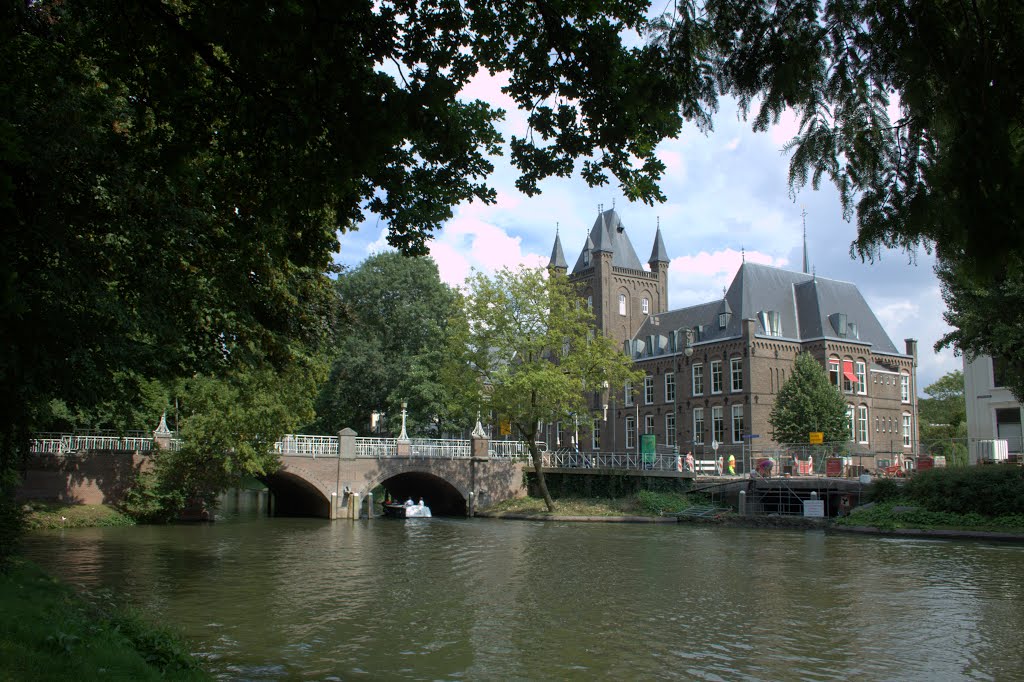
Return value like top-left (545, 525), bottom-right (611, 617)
top-left (262, 465), bottom-right (334, 517)
top-left (366, 467), bottom-right (468, 517)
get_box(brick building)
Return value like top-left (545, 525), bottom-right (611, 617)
top-left (547, 208), bottom-right (919, 460)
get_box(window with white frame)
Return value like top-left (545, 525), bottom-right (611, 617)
top-left (618, 293), bottom-right (626, 316)
top-left (693, 408), bottom-right (704, 444)
top-left (712, 406), bottom-right (725, 443)
top-left (855, 361), bottom-right (867, 395)
top-left (730, 357), bottom-right (743, 392)
top-left (901, 372), bottom-right (910, 402)
top-left (644, 414), bottom-right (655, 435)
top-left (902, 414), bottom-right (912, 447)
top-left (665, 413), bottom-right (676, 446)
top-left (644, 375), bottom-right (654, 404)
top-left (858, 405), bottom-right (868, 443)
top-left (692, 363), bottom-right (704, 395)
top-left (586, 295), bottom-right (593, 309)
top-left (829, 357), bottom-right (841, 387)
top-left (592, 419), bottom-right (601, 450)
top-left (625, 416), bottom-right (636, 450)
top-left (624, 380), bottom-right (634, 406)
top-left (642, 297), bottom-right (649, 314)
top-left (711, 360), bottom-right (723, 394)
top-left (847, 405), bottom-right (856, 441)
top-left (665, 372), bottom-right (676, 402)
top-left (842, 358), bottom-right (856, 393)
top-left (731, 404), bottom-right (744, 443)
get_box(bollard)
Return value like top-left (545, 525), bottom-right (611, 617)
top-left (738, 489), bottom-right (746, 516)
top-left (468, 491), bottom-right (474, 517)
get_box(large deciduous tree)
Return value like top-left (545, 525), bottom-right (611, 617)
top-left (769, 352), bottom-right (850, 444)
top-left (1, 0), bottom-right (695, 499)
top-left (314, 253), bottom-right (462, 437)
top-left (460, 267), bottom-right (642, 511)
top-left (917, 370), bottom-right (968, 466)
top-left (654, 0), bottom-right (1024, 395)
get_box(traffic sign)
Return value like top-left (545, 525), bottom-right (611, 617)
top-left (742, 434), bottom-right (760, 439)
top-left (711, 440), bottom-right (719, 451)
top-left (809, 432), bottom-right (824, 444)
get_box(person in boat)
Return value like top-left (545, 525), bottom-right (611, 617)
top-left (404, 497), bottom-right (414, 506)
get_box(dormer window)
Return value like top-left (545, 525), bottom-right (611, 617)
top-left (829, 313), bottom-right (848, 337)
top-left (847, 322), bottom-right (859, 340)
top-left (583, 249), bottom-right (591, 266)
top-left (757, 310), bottom-right (782, 337)
top-left (645, 335), bottom-right (654, 357)
top-left (718, 312), bottom-right (729, 329)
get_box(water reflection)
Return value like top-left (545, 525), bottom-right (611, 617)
top-left (21, 515), bottom-right (1024, 681)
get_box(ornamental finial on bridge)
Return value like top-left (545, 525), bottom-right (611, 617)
top-left (471, 411), bottom-right (487, 439)
top-left (154, 412), bottom-right (172, 437)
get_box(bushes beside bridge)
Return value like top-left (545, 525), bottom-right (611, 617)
top-left (843, 464), bottom-right (1024, 533)
top-left (904, 464), bottom-right (1024, 517)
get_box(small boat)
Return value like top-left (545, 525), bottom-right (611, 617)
top-left (382, 499), bottom-right (432, 518)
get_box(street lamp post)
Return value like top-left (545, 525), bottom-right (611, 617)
top-left (398, 401), bottom-right (409, 442)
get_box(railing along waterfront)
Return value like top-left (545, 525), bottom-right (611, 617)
top-left (356, 437), bottom-right (397, 458)
top-left (543, 450), bottom-right (682, 472)
top-left (29, 432), bottom-right (179, 454)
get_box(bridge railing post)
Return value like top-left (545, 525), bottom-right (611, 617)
top-left (338, 428), bottom-right (356, 460)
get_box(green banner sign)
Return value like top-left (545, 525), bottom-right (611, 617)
top-left (640, 434), bottom-right (656, 463)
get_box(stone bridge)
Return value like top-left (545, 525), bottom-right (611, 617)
top-left (271, 430), bottom-right (529, 518)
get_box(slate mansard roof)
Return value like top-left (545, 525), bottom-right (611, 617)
top-left (633, 262), bottom-right (905, 359)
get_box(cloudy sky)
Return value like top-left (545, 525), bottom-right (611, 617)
top-left (336, 70), bottom-right (960, 397)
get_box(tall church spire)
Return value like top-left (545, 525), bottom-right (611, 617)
top-left (649, 223), bottom-right (669, 265)
top-left (802, 208), bottom-right (810, 274)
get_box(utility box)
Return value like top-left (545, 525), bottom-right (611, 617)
top-left (973, 440), bottom-right (1009, 465)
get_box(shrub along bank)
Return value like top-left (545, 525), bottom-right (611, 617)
top-left (838, 464), bottom-right (1024, 533)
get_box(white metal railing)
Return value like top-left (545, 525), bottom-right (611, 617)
top-left (542, 451), bottom-right (683, 472)
top-left (276, 434), bottom-right (339, 458)
top-left (29, 432), bottom-right (178, 454)
top-left (355, 437), bottom-right (397, 458)
top-left (408, 438), bottom-right (470, 459)
top-left (488, 440), bottom-right (538, 459)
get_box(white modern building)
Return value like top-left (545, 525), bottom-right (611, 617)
top-left (963, 354), bottom-right (1022, 462)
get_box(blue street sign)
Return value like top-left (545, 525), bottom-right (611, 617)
top-left (742, 434), bottom-right (761, 439)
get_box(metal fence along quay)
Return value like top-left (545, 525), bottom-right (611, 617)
top-left (29, 431), bottom-right (1016, 477)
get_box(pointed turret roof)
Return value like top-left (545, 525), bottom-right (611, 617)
top-left (549, 231), bottom-right (567, 270)
top-left (649, 226), bottom-right (669, 264)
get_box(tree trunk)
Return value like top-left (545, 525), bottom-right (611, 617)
top-left (527, 439), bottom-right (556, 512)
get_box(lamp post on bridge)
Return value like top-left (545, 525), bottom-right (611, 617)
top-left (398, 401), bottom-right (409, 442)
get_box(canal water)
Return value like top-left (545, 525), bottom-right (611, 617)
top-left (21, 507), bottom-right (1024, 681)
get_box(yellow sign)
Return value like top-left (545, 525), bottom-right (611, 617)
top-left (500, 419), bottom-right (511, 436)
top-left (809, 432), bottom-right (824, 444)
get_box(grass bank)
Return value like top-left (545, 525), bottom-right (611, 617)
top-left (480, 490), bottom-right (709, 517)
top-left (22, 501), bottom-right (135, 530)
top-left (0, 559), bottom-right (210, 681)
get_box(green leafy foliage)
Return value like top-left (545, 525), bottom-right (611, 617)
top-left (459, 267), bottom-right (643, 510)
top-left (654, 1), bottom-right (1024, 398)
top-left (905, 465), bottom-right (1024, 517)
top-left (865, 478), bottom-right (903, 503)
top-left (2, 0), bottom-right (695, 512)
top-left (314, 253), bottom-right (464, 436)
top-left (769, 352), bottom-right (850, 444)
top-left (938, 256), bottom-right (1024, 401)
